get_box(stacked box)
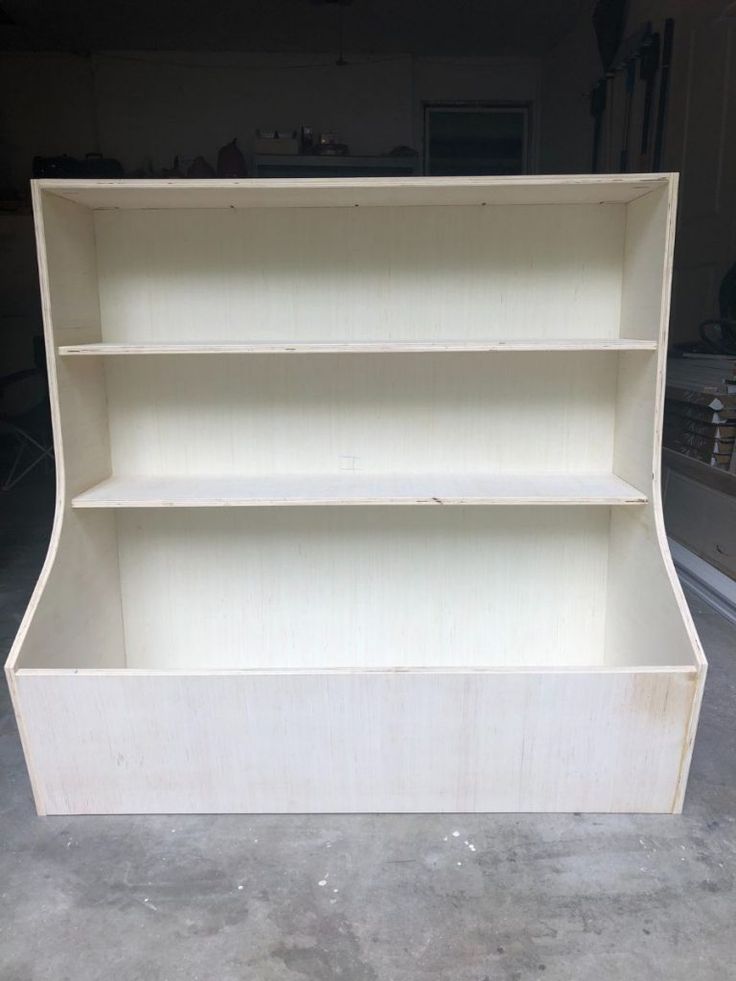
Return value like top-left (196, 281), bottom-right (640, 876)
top-left (665, 355), bottom-right (736, 470)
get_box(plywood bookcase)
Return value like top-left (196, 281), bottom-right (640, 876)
top-left (6, 175), bottom-right (706, 815)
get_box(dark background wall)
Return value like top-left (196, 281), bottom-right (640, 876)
top-left (0, 0), bottom-right (734, 375)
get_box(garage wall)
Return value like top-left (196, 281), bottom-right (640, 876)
top-left (621, 0), bottom-right (736, 345)
top-left (538, 0), bottom-right (736, 345)
top-left (0, 50), bottom-right (542, 371)
top-left (539, 10), bottom-right (600, 174)
top-left (0, 51), bottom-right (541, 189)
top-left (3, 9), bottom-right (733, 354)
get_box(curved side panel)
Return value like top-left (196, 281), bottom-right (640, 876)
top-left (606, 177), bottom-right (706, 810)
top-left (4, 186), bottom-right (126, 809)
top-left (5, 176), bottom-right (708, 817)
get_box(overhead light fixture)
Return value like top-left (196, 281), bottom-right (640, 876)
top-left (309, 0), bottom-right (355, 65)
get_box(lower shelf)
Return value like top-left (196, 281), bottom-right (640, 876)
top-left (72, 472), bottom-right (647, 508)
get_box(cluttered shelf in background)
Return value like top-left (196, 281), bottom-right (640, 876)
top-left (664, 352), bottom-right (736, 472)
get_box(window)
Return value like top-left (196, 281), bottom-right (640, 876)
top-left (424, 103), bottom-right (530, 176)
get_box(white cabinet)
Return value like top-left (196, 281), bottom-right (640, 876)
top-left (5, 176), bottom-right (706, 814)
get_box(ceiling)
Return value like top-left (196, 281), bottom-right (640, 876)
top-left (0, 0), bottom-right (592, 56)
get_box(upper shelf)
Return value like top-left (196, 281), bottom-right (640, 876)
top-left (37, 174), bottom-right (671, 211)
top-left (72, 472), bottom-right (648, 508)
top-left (59, 338), bottom-right (658, 356)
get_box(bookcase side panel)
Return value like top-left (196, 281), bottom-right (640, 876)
top-left (606, 177), bottom-right (705, 683)
top-left (6, 188), bottom-right (126, 674)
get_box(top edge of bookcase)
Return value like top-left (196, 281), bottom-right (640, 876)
top-left (32, 174), bottom-right (676, 210)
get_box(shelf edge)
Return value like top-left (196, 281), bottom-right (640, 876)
top-left (58, 339), bottom-right (659, 356)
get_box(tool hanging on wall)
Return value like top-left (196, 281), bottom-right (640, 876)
top-left (652, 19), bottom-right (675, 171)
top-left (612, 25), bottom-right (650, 172)
top-left (639, 30), bottom-right (660, 164)
top-left (590, 14), bottom-right (675, 174)
top-left (619, 55), bottom-right (637, 172)
top-left (591, 0), bottom-right (626, 173)
top-left (591, 79), bottom-right (607, 172)
top-left (619, 24), bottom-right (657, 172)
top-left (592, 0), bottom-right (627, 69)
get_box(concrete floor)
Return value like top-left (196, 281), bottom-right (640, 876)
top-left (0, 473), bottom-right (734, 981)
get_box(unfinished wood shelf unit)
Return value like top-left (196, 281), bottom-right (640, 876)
top-left (7, 175), bottom-right (706, 815)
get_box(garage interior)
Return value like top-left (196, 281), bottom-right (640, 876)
top-left (1, 2), bottom-right (735, 979)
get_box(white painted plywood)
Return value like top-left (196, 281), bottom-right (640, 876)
top-left (6, 176), bottom-right (706, 815)
top-left (114, 508), bottom-right (610, 670)
top-left (59, 338), bottom-right (659, 355)
top-left (40, 174), bottom-right (671, 210)
top-left (72, 472), bottom-right (647, 508)
top-left (93, 204), bottom-right (627, 342)
top-left (102, 353), bottom-right (619, 477)
top-left (15, 668), bottom-right (697, 814)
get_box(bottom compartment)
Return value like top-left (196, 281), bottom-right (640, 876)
top-left (8, 505), bottom-right (705, 813)
top-left (13, 667), bottom-right (698, 814)
top-left (15, 506), bottom-right (701, 671)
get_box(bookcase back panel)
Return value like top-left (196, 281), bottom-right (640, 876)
top-left (94, 204), bottom-right (626, 342)
top-left (103, 352), bottom-right (617, 476)
top-left (116, 507), bottom-right (609, 670)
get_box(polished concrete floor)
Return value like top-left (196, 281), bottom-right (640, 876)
top-left (1, 472), bottom-right (734, 981)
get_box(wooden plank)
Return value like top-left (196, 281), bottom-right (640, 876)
top-left (37, 174), bottom-right (670, 211)
top-left (72, 472), bottom-right (648, 508)
top-left (663, 446), bottom-right (736, 497)
top-left (14, 668), bottom-right (697, 814)
top-left (5, 189), bottom-right (126, 673)
top-left (665, 399), bottom-right (736, 423)
top-left (607, 181), bottom-right (707, 684)
top-left (664, 383), bottom-right (736, 409)
top-left (662, 412), bottom-right (736, 440)
top-left (3, 182), bottom-right (127, 814)
top-left (663, 467), bottom-right (736, 580)
top-left (59, 338), bottom-right (659, 356)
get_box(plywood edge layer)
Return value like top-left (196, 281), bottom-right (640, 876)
top-left (59, 339), bottom-right (660, 355)
top-left (34, 174), bottom-right (674, 210)
top-left (14, 665), bottom-right (699, 677)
